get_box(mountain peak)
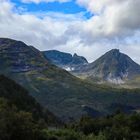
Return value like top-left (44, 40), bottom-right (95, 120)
top-left (106, 49), bottom-right (120, 57)
top-left (0, 38), bottom-right (48, 73)
top-left (109, 49), bottom-right (120, 53)
top-left (73, 53), bottom-right (78, 57)
top-left (75, 49), bottom-right (140, 84)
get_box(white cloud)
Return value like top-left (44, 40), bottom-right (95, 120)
top-left (22, 0), bottom-right (70, 4)
top-left (0, 0), bottom-right (140, 64)
top-left (0, 0), bottom-right (83, 50)
top-left (76, 0), bottom-right (140, 38)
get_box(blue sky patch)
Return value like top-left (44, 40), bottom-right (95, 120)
top-left (11, 0), bottom-right (92, 19)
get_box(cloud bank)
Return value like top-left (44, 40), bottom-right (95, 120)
top-left (77, 0), bottom-right (140, 37)
top-left (0, 0), bottom-right (140, 63)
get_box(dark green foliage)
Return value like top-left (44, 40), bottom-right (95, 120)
top-left (0, 98), bottom-right (40, 140)
top-left (36, 112), bottom-right (140, 140)
top-left (2, 100), bottom-right (139, 140)
top-left (40, 129), bottom-right (83, 140)
top-left (2, 101), bottom-right (138, 140)
top-left (74, 112), bottom-right (140, 140)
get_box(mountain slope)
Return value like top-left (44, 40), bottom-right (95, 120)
top-left (0, 38), bottom-right (48, 73)
top-left (0, 38), bottom-right (140, 120)
top-left (0, 74), bottom-right (60, 124)
top-left (74, 49), bottom-right (140, 84)
top-left (43, 50), bottom-right (88, 71)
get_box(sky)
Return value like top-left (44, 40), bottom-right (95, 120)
top-left (0, 0), bottom-right (140, 63)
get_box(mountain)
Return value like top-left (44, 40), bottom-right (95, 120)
top-left (73, 49), bottom-right (140, 84)
top-left (0, 38), bottom-right (48, 73)
top-left (42, 50), bottom-right (88, 71)
top-left (0, 38), bottom-right (140, 120)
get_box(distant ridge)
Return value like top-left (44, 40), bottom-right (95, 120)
top-left (42, 50), bottom-right (88, 71)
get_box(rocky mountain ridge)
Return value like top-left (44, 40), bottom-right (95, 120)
top-left (43, 50), bottom-right (88, 71)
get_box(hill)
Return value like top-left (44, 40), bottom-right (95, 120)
top-left (0, 38), bottom-right (140, 120)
